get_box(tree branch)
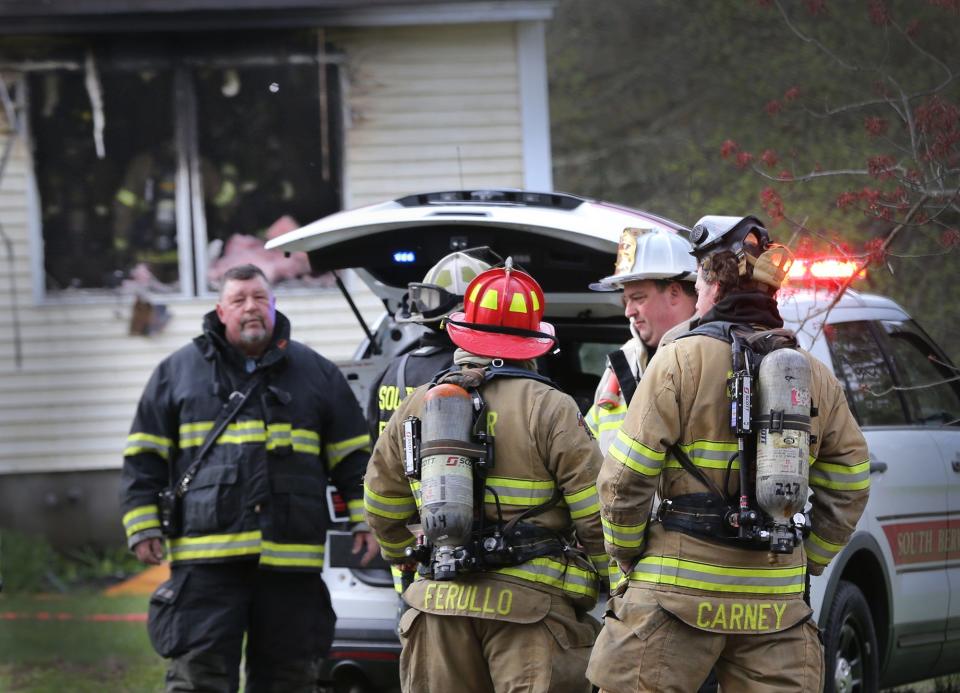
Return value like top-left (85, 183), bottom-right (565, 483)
top-left (773, 0), bottom-right (861, 72)
top-left (808, 194), bottom-right (930, 344)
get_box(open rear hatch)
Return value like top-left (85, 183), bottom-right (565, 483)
top-left (266, 189), bottom-right (688, 410)
top-left (266, 189), bottom-right (686, 319)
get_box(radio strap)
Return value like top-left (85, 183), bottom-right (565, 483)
top-left (174, 372), bottom-right (266, 497)
top-left (607, 349), bottom-right (639, 405)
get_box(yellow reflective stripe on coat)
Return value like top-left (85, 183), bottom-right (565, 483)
top-left (589, 404), bottom-right (627, 433)
top-left (116, 188), bottom-right (138, 207)
top-left (122, 504), bottom-right (161, 537)
top-left (609, 560), bottom-right (626, 590)
top-left (483, 477), bottom-right (555, 506)
top-left (491, 555), bottom-right (598, 600)
top-left (260, 540), bottom-right (324, 568)
top-left (379, 534), bottom-right (416, 560)
top-left (391, 565), bottom-right (406, 593)
top-left (124, 432), bottom-right (173, 460)
top-left (347, 498), bottom-right (364, 523)
top-left (178, 420), bottom-right (324, 454)
top-left (584, 405), bottom-right (600, 437)
top-left (666, 440), bottom-right (740, 470)
top-left (805, 531), bottom-right (845, 566)
top-left (265, 422), bottom-right (292, 450)
top-left (265, 425), bottom-right (320, 454)
top-left (601, 516), bottom-right (647, 549)
top-left (628, 556), bottom-right (806, 595)
top-left (409, 480), bottom-right (423, 509)
top-left (364, 482), bottom-right (417, 520)
top-left (608, 430), bottom-right (665, 476)
top-left (179, 420), bottom-right (266, 448)
top-left (590, 553), bottom-right (611, 577)
top-left (564, 484), bottom-right (600, 520)
top-left (326, 433), bottom-right (371, 470)
top-left (168, 531), bottom-right (262, 561)
top-left (290, 429), bottom-right (320, 454)
top-left (809, 459), bottom-right (871, 491)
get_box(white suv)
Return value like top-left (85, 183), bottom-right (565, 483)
top-left (268, 190), bottom-right (960, 693)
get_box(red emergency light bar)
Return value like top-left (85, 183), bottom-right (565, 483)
top-left (787, 258), bottom-right (866, 284)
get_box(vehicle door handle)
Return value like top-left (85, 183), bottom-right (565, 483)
top-left (870, 461), bottom-right (888, 474)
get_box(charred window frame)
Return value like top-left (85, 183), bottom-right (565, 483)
top-left (8, 31), bottom-right (343, 300)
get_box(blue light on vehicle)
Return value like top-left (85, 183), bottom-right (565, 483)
top-left (393, 250), bottom-right (416, 263)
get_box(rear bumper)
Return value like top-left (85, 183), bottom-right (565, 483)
top-left (319, 633), bottom-right (402, 691)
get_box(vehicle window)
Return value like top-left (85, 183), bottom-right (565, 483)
top-left (824, 321), bottom-right (906, 426)
top-left (880, 321), bottom-right (960, 426)
top-left (578, 343), bottom-right (614, 377)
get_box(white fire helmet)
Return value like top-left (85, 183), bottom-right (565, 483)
top-left (396, 250), bottom-right (492, 323)
top-left (591, 227), bottom-right (697, 291)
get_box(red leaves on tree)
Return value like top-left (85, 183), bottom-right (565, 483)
top-left (765, 100), bottom-right (783, 116)
top-left (804, 0), bottom-right (828, 16)
top-left (760, 149), bottom-right (779, 168)
top-left (905, 19), bottom-right (921, 37)
top-left (865, 237), bottom-right (888, 264)
top-left (720, 141), bottom-right (755, 171)
top-left (941, 229), bottom-right (960, 248)
top-left (867, 155), bottom-right (896, 179)
top-left (868, 0), bottom-right (891, 25)
top-left (783, 86), bottom-right (801, 102)
top-left (836, 191), bottom-right (859, 209)
top-left (756, 0), bottom-right (774, 7)
top-left (864, 116), bottom-right (889, 137)
top-left (760, 187), bottom-right (785, 224)
top-left (778, 170), bottom-right (794, 181)
top-left (836, 187), bottom-right (906, 222)
top-left (914, 95), bottom-right (960, 164)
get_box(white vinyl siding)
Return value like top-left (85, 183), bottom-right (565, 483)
top-left (331, 23), bottom-right (525, 208)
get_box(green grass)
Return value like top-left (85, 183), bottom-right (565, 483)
top-left (0, 593), bottom-right (166, 692)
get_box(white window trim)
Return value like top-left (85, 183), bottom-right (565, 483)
top-left (517, 20), bottom-right (553, 192)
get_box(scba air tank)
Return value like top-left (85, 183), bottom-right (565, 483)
top-left (420, 383), bottom-right (475, 579)
top-left (755, 348), bottom-right (812, 553)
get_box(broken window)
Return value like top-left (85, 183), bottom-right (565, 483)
top-left (18, 32), bottom-right (340, 298)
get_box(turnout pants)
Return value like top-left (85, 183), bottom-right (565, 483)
top-left (147, 561), bottom-right (336, 693)
top-left (397, 588), bottom-right (599, 693)
top-left (586, 588), bottom-right (823, 693)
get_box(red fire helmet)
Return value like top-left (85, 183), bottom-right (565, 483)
top-left (445, 263), bottom-right (556, 360)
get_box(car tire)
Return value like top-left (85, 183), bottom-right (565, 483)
top-left (823, 580), bottom-right (880, 693)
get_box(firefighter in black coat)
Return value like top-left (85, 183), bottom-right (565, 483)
top-left (120, 263), bottom-right (377, 692)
